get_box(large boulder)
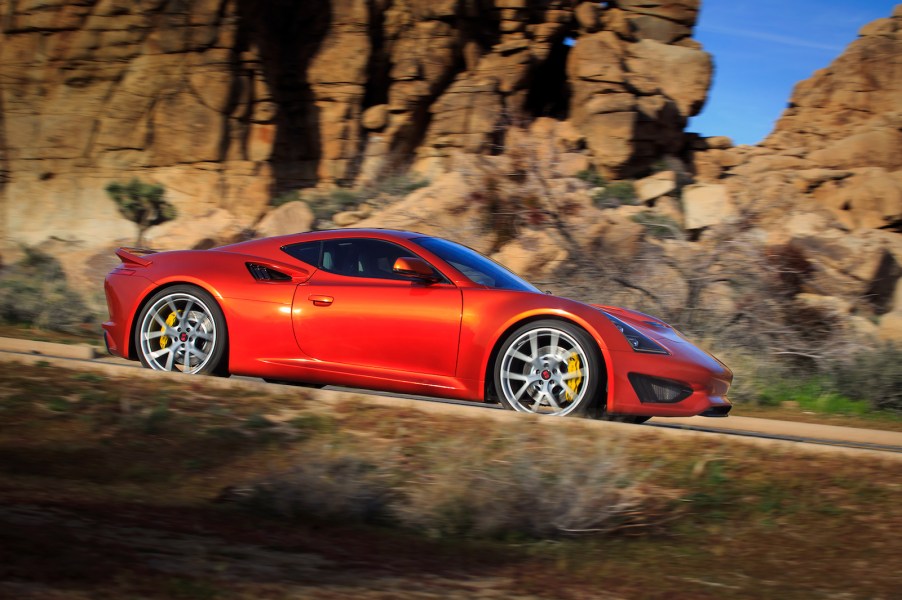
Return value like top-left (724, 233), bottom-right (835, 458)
top-left (624, 39), bottom-right (712, 118)
top-left (355, 169), bottom-right (495, 254)
top-left (811, 168), bottom-right (902, 230)
top-left (566, 5), bottom-right (711, 176)
top-left (878, 311), bottom-right (902, 342)
top-left (634, 171), bottom-right (677, 202)
top-left (808, 128), bottom-right (902, 171)
top-left (682, 184), bottom-right (736, 230)
top-left (491, 229), bottom-right (569, 281)
top-left (144, 208), bottom-right (243, 251)
top-left (255, 202), bottom-right (315, 238)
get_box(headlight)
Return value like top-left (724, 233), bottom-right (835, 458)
top-left (602, 312), bottom-right (669, 355)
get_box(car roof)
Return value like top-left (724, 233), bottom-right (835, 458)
top-left (215, 228), bottom-right (428, 257)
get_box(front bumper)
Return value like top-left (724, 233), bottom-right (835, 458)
top-left (606, 345), bottom-right (733, 418)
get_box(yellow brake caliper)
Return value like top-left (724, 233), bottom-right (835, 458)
top-left (565, 352), bottom-right (582, 401)
top-left (159, 311), bottom-right (180, 349)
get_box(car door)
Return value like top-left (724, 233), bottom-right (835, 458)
top-left (289, 238), bottom-right (462, 377)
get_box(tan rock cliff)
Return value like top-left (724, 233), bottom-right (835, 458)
top-left (2, 0), bottom-right (901, 348)
top-left (0, 0), bottom-right (710, 256)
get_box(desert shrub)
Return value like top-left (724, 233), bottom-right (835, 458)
top-left (630, 211), bottom-right (683, 239)
top-left (374, 173), bottom-right (429, 196)
top-left (240, 421), bottom-right (680, 538)
top-left (575, 168), bottom-right (607, 188)
top-left (649, 159), bottom-right (669, 174)
top-left (296, 188), bottom-right (365, 223)
top-left (288, 173), bottom-right (430, 226)
top-left (782, 304), bottom-right (837, 343)
top-left (765, 242), bottom-right (813, 299)
top-left (724, 342), bottom-right (902, 415)
top-left (0, 248), bottom-right (93, 332)
top-left (394, 425), bottom-right (672, 538)
top-left (827, 344), bottom-right (902, 413)
top-left (475, 172), bottom-right (520, 249)
top-left (748, 376), bottom-right (868, 414)
top-left (593, 181), bottom-right (638, 209)
top-left (270, 189), bottom-right (300, 207)
top-left (548, 227), bottom-right (878, 398)
top-left (240, 438), bottom-right (402, 523)
top-left (105, 178), bottom-right (176, 246)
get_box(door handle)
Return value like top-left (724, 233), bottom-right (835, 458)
top-left (308, 294), bottom-right (334, 307)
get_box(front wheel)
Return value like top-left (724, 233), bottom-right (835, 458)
top-left (136, 285), bottom-right (227, 375)
top-left (493, 320), bottom-right (602, 417)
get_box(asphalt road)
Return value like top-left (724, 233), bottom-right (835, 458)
top-left (2, 336), bottom-right (900, 460)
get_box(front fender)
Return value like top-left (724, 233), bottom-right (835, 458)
top-left (456, 289), bottom-right (621, 404)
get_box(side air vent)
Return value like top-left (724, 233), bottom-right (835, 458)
top-left (628, 373), bottom-right (693, 404)
top-left (246, 263), bottom-right (291, 282)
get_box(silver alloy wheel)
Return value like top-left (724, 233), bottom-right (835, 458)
top-left (139, 292), bottom-right (217, 374)
top-left (498, 327), bottom-right (590, 416)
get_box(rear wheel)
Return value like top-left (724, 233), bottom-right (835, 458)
top-left (136, 285), bottom-right (227, 375)
top-left (494, 320), bottom-right (601, 417)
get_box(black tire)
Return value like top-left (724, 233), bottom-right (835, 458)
top-left (493, 319), bottom-right (602, 417)
top-left (135, 284), bottom-right (227, 375)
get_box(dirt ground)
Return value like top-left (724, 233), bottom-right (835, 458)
top-left (0, 500), bottom-right (620, 600)
top-left (1, 359), bottom-right (901, 600)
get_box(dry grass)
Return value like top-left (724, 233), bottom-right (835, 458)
top-left (1, 362), bottom-right (901, 599)
top-left (244, 422), bottom-right (681, 538)
top-left (0, 249), bottom-right (94, 333)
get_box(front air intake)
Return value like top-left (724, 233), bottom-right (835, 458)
top-left (628, 373), bottom-right (693, 404)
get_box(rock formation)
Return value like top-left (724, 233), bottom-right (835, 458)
top-left (1, 0), bottom-right (901, 349)
top-left (0, 0), bottom-right (711, 257)
top-left (688, 5), bottom-right (902, 341)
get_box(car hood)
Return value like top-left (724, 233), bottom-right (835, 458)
top-left (588, 303), bottom-right (688, 345)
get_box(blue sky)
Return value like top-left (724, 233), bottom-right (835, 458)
top-left (688, 0), bottom-right (899, 145)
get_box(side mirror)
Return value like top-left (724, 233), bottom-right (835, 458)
top-left (393, 256), bottom-right (439, 282)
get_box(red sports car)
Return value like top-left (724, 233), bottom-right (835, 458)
top-left (103, 229), bottom-right (732, 421)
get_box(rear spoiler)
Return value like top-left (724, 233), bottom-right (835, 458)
top-left (115, 247), bottom-right (158, 267)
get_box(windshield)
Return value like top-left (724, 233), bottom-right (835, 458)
top-left (414, 237), bottom-right (541, 293)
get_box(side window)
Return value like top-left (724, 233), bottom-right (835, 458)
top-left (321, 239), bottom-right (426, 281)
top-left (281, 241), bottom-right (321, 267)
top-left (283, 238), bottom-right (444, 282)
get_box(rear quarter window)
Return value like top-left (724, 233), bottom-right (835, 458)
top-left (282, 241), bottom-right (321, 267)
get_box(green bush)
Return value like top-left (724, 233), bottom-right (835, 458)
top-left (276, 174), bottom-right (430, 225)
top-left (593, 181), bottom-right (638, 209)
top-left (105, 178), bottom-right (176, 246)
top-left (0, 248), bottom-right (93, 333)
top-left (751, 378), bottom-right (870, 415)
top-left (630, 211), bottom-right (683, 239)
top-left (734, 345), bottom-right (902, 416)
top-left (828, 344), bottom-right (902, 413)
top-left (301, 188), bottom-right (367, 222)
top-left (575, 168), bottom-right (607, 188)
top-left (270, 189), bottom-right (300, 207)
top-left (374, 173), bottom-right (429, 196)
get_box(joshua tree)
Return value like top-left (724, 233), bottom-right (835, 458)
top-left (105, 178), bottom-right (177, 246)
